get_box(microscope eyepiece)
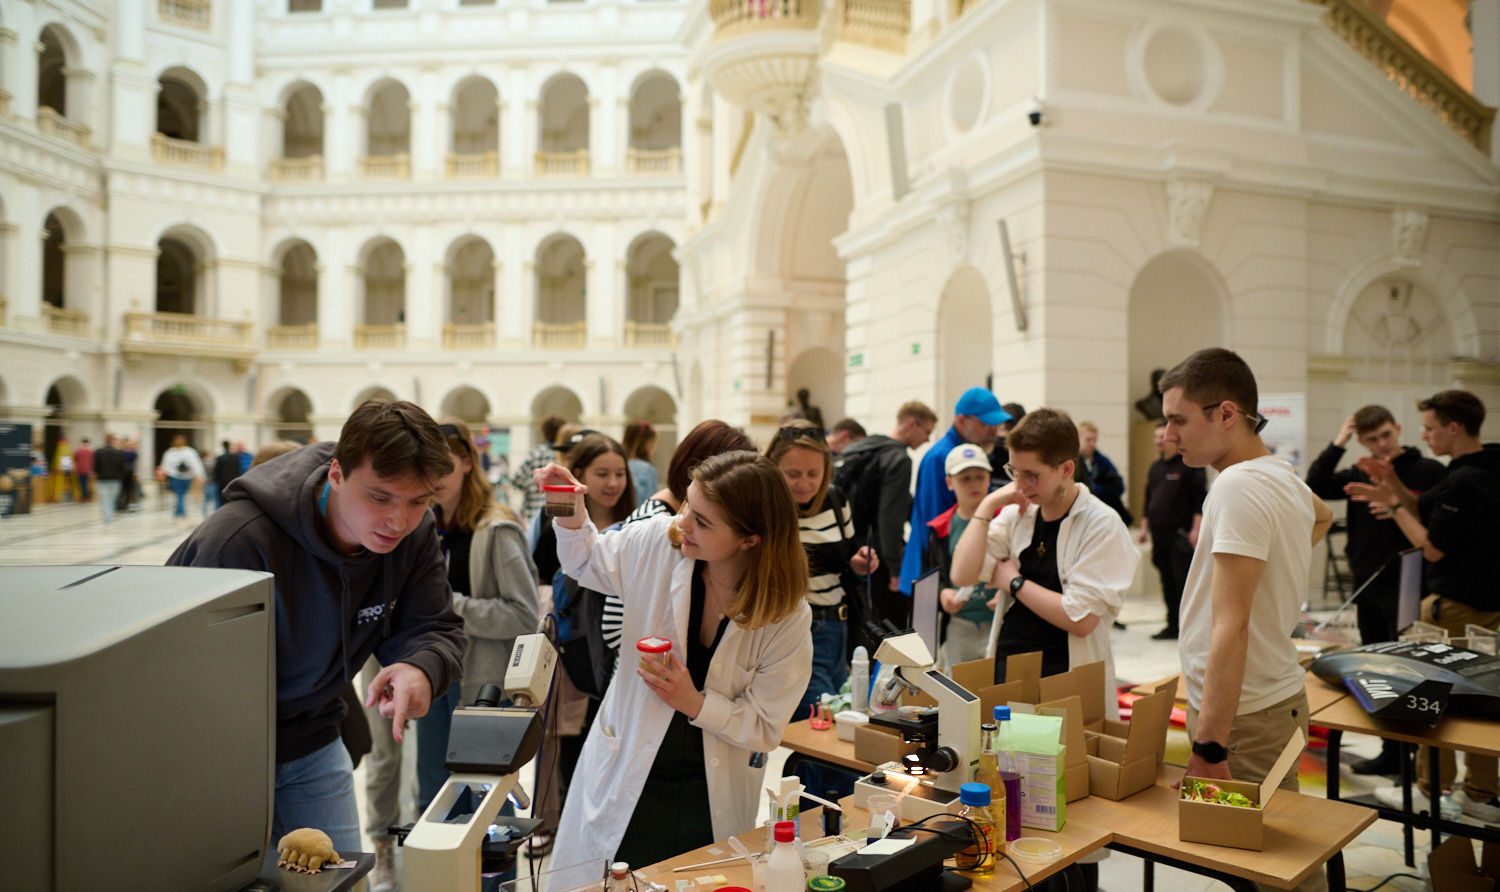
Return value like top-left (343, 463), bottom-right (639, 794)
top-left (474, 684), bottom-right (504, 708)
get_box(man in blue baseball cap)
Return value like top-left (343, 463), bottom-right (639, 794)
top-left (897, 388), bottom-right (1013, 601)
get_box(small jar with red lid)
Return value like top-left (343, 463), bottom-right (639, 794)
top-left (637, 636), bottom-right (672, 667)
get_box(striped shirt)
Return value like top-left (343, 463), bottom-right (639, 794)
top-left (801, 490), bottom-right (856, 607)
top-left (600, 497), bottom-right (678, 653)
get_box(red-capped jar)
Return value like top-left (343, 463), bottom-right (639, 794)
top-left (637, 636), bottom-right (672, 667)
top-left (542, 484), bottom-right (578, 517)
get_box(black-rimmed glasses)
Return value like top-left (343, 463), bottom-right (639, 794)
top-left (776, 426), bottom-right (826, 443)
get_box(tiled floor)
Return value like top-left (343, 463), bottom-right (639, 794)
top-left (4, 496), bottom-right (1487, 890)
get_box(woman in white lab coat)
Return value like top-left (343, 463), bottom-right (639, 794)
top-left (950, 408), bottom-right (1139, 714)
top-left (535, 450), bottom-right (812, 884)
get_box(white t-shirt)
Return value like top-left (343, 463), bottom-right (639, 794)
top-left (1179, 454), bottom-right (1314, 714)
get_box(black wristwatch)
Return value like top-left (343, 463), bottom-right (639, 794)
top-left (1009, 575), bottom-right (1026, 597)
top-left (1192, 740), bottom-right (1229, 764)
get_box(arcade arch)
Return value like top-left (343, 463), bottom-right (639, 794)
top-left (625, 233), bottom-right (678, 344)
top-left (283, 83), bottom-right (325, 158)
top-left (535, 235), bottom-right (586, 342)
top-left (366, 80), bottom-right (411, 158)
top-left (447, 237), bottom-right (496, 327)
top-left (530, 386), bottom-right (583, 445)
top-left (157, 68), bottom-right (206, 142)
top-left (623, 385), bottom-right (678, 478)
top-left (153, 384), bottom-right (210, 466)
top-left (538, 74), bottom-right (589, 172)
top-left (441, 386), bottom-right (491, 425)
top-left (360, 238), bottom-right (407, 338)
top-left (452, 77), bottom-right (499, 158)
top-left (628, 71), bottom-right (681, 172)
top-left (278, 240), bottom-right (319, 327)
top-left (936, 266), bottom-right (993, 422)
top-left (271, 388), bottom-right (314, 443)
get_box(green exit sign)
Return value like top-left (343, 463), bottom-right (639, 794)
top-left (848, 353), bottom-right (864, 369)
top-left (911, 342), bottom-right (921, 355)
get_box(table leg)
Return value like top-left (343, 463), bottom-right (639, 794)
top-left (1429, 745), bottom-right (1443, 852)
top-left (1400, 742), bottom-right (1414, 867)
top-left (1326, 730), bottom-right (1342, 801)
top-left (1143, 857), bottom-right (1153, 892)
top-left (1327, 851), bottom-right (1346, 892)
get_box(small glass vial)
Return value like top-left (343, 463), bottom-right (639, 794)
top-left (637, 636), bottom-right (672, 667)
top-left (542, 484), bottom-right (578, 517)
top-left (605, 862), bottom-right (631, 892)
top-left (953, 782), bottom-right (996, 876)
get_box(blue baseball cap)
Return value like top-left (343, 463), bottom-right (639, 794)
top-left (953, 388), bottom-right (1012, 426)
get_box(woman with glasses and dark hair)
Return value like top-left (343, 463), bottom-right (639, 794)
top-left (534, 450), bottom-right (811, 883)
top-left (949, 408), bottom-right (1138, 688)
top-left (765, 419), bottom-right (877, 714)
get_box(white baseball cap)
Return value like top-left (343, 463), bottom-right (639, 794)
top-left (945, 443), bottom-right (992, 476)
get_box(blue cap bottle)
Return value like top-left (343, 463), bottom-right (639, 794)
top-left (959, 782), bottom-right (992, 806)
top-left (994, 705), bottom-right (1010, 722)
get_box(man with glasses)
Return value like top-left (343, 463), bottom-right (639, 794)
top-left (1161, 348), bottom-right (1333, 892)
top-left (898, 389), bottom-right (1012, 596)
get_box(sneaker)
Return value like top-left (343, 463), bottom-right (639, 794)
top-left (1373, 785), bottom-right (1461, 820)
top-left (370, 839), bottom-right (397, 892)
top-left (1151, 627), bottom-right (1179, 640)
top-left (1453, 789), bottom-right (1500, 824)
top-left (527, 829), bottom-right (555, 857)
top-left (1351, 751), bottom-right (1403, 777)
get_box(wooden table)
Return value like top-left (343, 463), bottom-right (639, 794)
top-left (779, 720), bottom-right (876, 775)
top-left (1069, 767), bottom-right (1374, 891)
top-left (640, 802), bottom-right (1112, 892)
top-left (1304, 671), bottom-right (1349, 714)
top-left (1310, 694), bottom-right (1500, 864)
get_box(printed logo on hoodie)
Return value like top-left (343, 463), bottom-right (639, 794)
top-left (357, 604), bottom-right (384, 625)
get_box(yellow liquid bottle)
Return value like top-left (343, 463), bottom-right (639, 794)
top-left (973, 723), bottom-right (1006, 852)
top-left (953, 783), bottom-right (996, 876)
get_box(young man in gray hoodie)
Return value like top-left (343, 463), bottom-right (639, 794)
top-left (169, 399), bottom-right (466, 855)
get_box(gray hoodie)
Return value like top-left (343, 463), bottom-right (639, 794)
top-left (168, 441), bottom-right (465, 764)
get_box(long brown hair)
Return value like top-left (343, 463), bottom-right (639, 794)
top-left (566, 433), bottom-right (637, 526)
top-left (666, 420), bottom-right (756, 500)
top-left (669, 451), bottom-right (808, 630)
top-left (622, 420), bottom-right (657, 462)
top-left (440, 417), bottom-right (501, 532)
top-left (763, 419), bottom-right (832, 517)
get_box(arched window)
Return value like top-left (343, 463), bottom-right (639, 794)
top-left (537, 75), bottom-right (589, 175)
top-left (445, 237), bottom-right (496, 349)
top-left (274, 83), bottom-right (325, 181)
top-left (357, 239), bottom-right (406, 349)
top-left (534, 236), bottom-right (586, 348)
top-left (42, 212), bottom-right (66, 309)
top-left (449, 77), bottom-right (499, 178)
top-left (157, 74), bottom-right (201, 142)
top-left (628, 72), bottom-right (682, 173)
top-left (625, 233), bottom-right (679, 348)
top-left (156, 237), bottom-right (199, 315)
top-left (270, 240), bottom-right (318, 350)
top-left (37, 26), bottom-right (67, 116)
top-left (362, 81), bottom-right (411, 179)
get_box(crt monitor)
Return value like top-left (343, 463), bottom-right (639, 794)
top-left (0, 565), bottom-right (275, 892)
top-left (1396, 547), bottom-right (1423, 633)
top-left (912, 568), bottom-right (941, 660)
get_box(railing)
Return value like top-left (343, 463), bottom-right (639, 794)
top-left (38, 107), bottom-right (92, 149)
top-left (125, 311), bottom-right (253, 345)
top-left (532, 321), bottom-right (587, 349)
top-left (535, 149), bottom-right (590, 175)
top-left (447, 152), bottom-right (499, 178)
top-left (43, 304), bottom-right (89, 337)
top-left (153, 133), bottom-right (225, 170)
top-left (160, 0), bottom-right (212, 29)
top-left (443, 322), bottom-right (495, 350)
top-left (837, 0), bottom-right (908, 52)
top-left (1304, 0), bottom-right (1494, 153)
top-left (627, 147), bottom-right (682, 174)
top-left (269, 156), bottom-right (324, 181)
top-left (359, 154), bottom-right (411, 179)
top-left (709, 0), bottom-right (822, 40)
top-left (266, 323), bottom-right (319, 351)
top-left (354, 323), bottom-right (406, 350)
top-left (624, 321), bottom-right (677, 349)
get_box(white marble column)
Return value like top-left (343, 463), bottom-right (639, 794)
top-left (504, 64), bottom-right (529, 179)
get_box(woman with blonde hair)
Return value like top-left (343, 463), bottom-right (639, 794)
top-left (535, 451), bottom-right (811, 881)
top-left (765, 420), bottom-right (877, 713)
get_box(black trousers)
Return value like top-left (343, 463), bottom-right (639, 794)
top-left (1149, 526), bottom-right (1194, 630)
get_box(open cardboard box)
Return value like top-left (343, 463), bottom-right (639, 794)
top-left (1177, 728), bottom-right (1304, 851)
top-left (1083, 674), bottom-right (1178, 801)
top-left (853, 721), bottom-right (920, 766)
top-left (1429, 835), bottom-right (1500, 892)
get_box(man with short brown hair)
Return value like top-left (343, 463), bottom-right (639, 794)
top-left (169, 399), bottom-right (465, 859)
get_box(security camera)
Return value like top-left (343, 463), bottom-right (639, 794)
top-left (1027, 100), bottom-right (1045, 127)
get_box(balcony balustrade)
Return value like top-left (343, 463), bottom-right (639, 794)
top-left (354, 323), bottom-right (406, 350)
top-left (837, 0), bottom-right (909, 52)
top-left (43, 304), bottom-right (89, 337)
top-left (38, 107), bottom-right (92, 149)
top-left (153, 133), bottom-right (225, 170)
top-left (624, 321), bottom-right (677, 349)
top-left (358, 154), bottom-right (411, 179)
top-left (160, 0), bottom-right (212, 29)
top-left (443, 322), bottom-right (495, 350)
top-left (626, 147), bottom-right (682, 174)
top-left (535, 149), bottom-right (590, 175)
top-left (125, 310), bottom-right (252, 345)
top-left (266, 323), bottom-right (319, 351)
top-left (532, 321), bottom-right (587, 349)
top-left (703, 0), bottom-right (823, 135)
top-left (447, 152), bottom-right (499, 178)
top-left (269, 156), bottom-right (324, 181)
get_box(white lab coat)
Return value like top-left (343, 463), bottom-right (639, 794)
top-left (980, 483), bottom-right (1139, 721)
top-left (547, 515), bottom-right (812, 889)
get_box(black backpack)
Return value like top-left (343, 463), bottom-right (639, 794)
top-left (834, 444), bottom-right (887, 542)
top-left (551, 569), bottom-right (615, 700)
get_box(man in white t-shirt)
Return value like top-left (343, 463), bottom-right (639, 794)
top-left (1160, 348), bottom-right (1333, 892)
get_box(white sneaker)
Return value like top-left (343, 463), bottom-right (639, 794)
top-left (1372, 785), bottom-right (1462, 820)
top-left (1453, 789), bottom-right (1500, 824)
top-left (370, 839), bottom-right (397, 892)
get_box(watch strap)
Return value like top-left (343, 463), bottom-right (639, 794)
top-left (1009, 575), bottom-right (1026, 597)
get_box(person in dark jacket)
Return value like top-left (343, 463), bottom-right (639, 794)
top-left (834, 401), bottom-right (936, 633)
top-left (1078, 422), bottom-right (1131, 526)
top-left (167, 399), bottom-right (466, 856)
top-left (1136, 422), bottom-right (1207, 640)
top-left (92, 434), bottom-right (128, 525)
top-left (1348, 390), bottom-right (1500, 821)
top-left (213, 440), bottom-right (243, 504)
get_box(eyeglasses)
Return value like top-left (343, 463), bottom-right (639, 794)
top-left (439, 423), bottom-right (460, 437)
top-left (776, 426), bottom-right (826, 443)
top-left (1002, 463), bottom-right (1042, 487)
top-left (1203, 404), bottom-right (1270, 434)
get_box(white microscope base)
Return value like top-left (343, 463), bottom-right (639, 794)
top-left (402, 771), bottom-right (519, 891)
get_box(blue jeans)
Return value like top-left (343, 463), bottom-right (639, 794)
top-left (802, 615), bottom-right (848, 714)
top-left (273, 738), bottom-right (362, 857)
top-left (96, 480), bottom-right (121, 524)
top-left (204, 481), bottom-right (220, 514)
top-left (168, 476), bottom-right (192, 517)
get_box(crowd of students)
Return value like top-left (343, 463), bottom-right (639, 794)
top-left (147, 344), bottom-right (1500, 892)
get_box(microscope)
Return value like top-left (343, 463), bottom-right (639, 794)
top-left (401, 631), bottom-right (556, 890)
top-left (852, 631), bottom-right (981, 822)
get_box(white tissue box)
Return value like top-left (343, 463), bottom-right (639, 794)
top-left (834, 710), bottom-right (868, 742)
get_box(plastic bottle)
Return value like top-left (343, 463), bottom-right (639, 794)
top-left (973, 722), bottom-right (1005, 847)
top-left (994, 706), bottom-right (1023, 842)
top-left (765, 821), bottom-right (805, 892)
top-left (849, 646), bottom-right (870, 714)
top-left (606, 862), bottom-right (632, 892)
top-left (952, 783), bottom-right (996, 875)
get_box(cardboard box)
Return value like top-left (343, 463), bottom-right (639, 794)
top-left (1034, 695), bottom-right (1091, 802)
top-left (1177, 729), bottom-right (1304, 851)
top-left (1429, 835), bottom-right (1500, 892)
top-left (853, 722), bottom-right (919, 766)
top-left (1083, 675), bottom-right (1177, 801)
top-left (1010, 712), bottom-right (1066, 831)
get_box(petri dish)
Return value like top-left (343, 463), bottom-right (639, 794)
top-left (1008, 837), bottom-right (1063, 865)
